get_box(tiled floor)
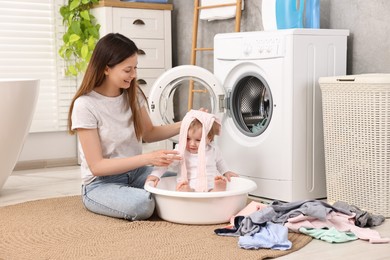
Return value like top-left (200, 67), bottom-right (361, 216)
top-left (0, 166), bottom-right (389, 259)
top-left (0, 166), bottom-right (81, 207)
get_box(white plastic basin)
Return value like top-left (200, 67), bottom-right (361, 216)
top-left (145, 176), bottom-right (257, 225)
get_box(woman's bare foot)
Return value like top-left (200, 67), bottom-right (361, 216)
top-left (211, 176), bottom-right (227, 192)
top-left (176, 181), bottom-right (194, 192)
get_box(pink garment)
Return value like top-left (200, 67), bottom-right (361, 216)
top-left (285, 212), bottom-right (390, 244)
top-left (230, 201), bottom-right (269, 226)
top-left (178, 110), bottom-right (221, 192)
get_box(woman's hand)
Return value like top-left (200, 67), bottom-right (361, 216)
top-left (145, 150), bottom-right (181, 167)
top-left (223, 171), bottom-right (240, 181)
top-left (145, 175), bottom-right (160, 187)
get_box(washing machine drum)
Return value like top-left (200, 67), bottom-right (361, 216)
top-left (230, 75), bottom-right (273, 137)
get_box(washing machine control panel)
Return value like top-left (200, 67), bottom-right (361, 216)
top-left (242, 36), bottom-right (285, 59)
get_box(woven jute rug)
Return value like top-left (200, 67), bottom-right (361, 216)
top-left (0, 196), bottom-right (312, 260)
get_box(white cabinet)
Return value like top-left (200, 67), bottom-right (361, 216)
top-left (92, 2), bottom-right (173, 152)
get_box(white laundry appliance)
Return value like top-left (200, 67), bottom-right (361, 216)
top-left (148, 29), bottom-right (349, 202)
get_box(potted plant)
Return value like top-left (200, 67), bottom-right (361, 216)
top-left (59, 0), bottom-right (101, 77)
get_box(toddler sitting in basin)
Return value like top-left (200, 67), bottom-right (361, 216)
top-left (146, 110), bottom-right (238, 192)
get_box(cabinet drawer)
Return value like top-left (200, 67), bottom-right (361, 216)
top-left (113, 8), bottom-right (165, 39)
top-left (133, 39), bottom-right (165, 69)
top-left (137, 69), bottom-right (165, 97)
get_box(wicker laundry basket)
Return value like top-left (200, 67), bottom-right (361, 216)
top-left (320, 74), bottom-right (390, 217)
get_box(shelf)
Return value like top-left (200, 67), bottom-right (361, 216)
top-left (94, 0), bottom-right (173, 10)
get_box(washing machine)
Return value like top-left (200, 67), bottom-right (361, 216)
top-left (148, 29), bottom-right (349, 202)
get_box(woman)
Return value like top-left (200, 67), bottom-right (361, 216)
top-left (68, 33), bottom-right (181, 220)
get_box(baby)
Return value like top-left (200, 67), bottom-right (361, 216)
top-left (146, 110), bottom-right (238, 192)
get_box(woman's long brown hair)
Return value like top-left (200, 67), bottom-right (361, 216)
top-left (67, 33), bottom-right (146, 141)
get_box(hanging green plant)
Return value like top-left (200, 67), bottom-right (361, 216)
top-left (59, 0), bottom-right (101, 77)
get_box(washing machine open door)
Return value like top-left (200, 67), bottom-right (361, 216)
top-left (148, 65), bottom-right (225, 143)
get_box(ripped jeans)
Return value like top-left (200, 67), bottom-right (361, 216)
top-left (82, 166), bottom-right (155, 221)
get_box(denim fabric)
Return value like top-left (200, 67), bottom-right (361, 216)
top-left (82, 166), bottom-right (155, 220)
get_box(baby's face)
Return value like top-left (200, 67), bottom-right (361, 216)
top-left (186, 127), bottom-right (209, 154)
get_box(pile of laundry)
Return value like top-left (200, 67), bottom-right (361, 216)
top-left (214, 200), bottom-right (389, 250)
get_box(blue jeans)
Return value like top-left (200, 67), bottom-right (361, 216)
top-left (82, 166), bottom-right (155, 220)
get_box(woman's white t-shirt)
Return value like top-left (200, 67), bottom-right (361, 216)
top-left (71, 90), bottom-right (143, 184)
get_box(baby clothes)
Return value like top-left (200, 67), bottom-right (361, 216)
top-left (239, 222), bottom-right (292, 250)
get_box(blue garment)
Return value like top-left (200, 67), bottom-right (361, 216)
top-left (239, 222), bottom-right (292, 250)
top-left (82, 166), bottom-right (155, 220)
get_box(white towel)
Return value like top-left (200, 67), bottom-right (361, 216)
top-left (199, 0), bottom-right (244, 21)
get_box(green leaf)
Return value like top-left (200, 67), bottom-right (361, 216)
top-left (68, 65), bottom-right (78, 76)
top-left (88, 27), bottom-right (99, 38)
top-left (81, 44), bottom-right (89, 59)
top-left (58, 46), bottom-right (66, 58)
top-left (70, 21), bottom-right (82, 35)
top-left (69, 0), bottom-right (81, 11)
top-left (65, 49), bottom-right (73, 59)
top-left (87, 36), bottom-right (95, 48)
top-left (67, 13), bottom-right (75, 27)
top-left (69, 34), bottom-right (81, 43)
top-left (80, 10), bottom-right (90, 21)
top-left (62, 32), bottom-right (70, 43)
top-left (59, 6), bottom-right (69, 19)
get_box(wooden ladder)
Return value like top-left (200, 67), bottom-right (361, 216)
top-left (188, 0), bottom-right (242, 111)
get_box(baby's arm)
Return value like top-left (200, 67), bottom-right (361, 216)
top-left (146, 166), bottom-right (167, 187)
top-left (214, 145), bottom-right (239, 181)
top-left (223, 171), bottom-right (239, 181)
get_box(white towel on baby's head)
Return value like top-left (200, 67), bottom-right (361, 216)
top-left (199, 0), bottom-right (244, 21)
